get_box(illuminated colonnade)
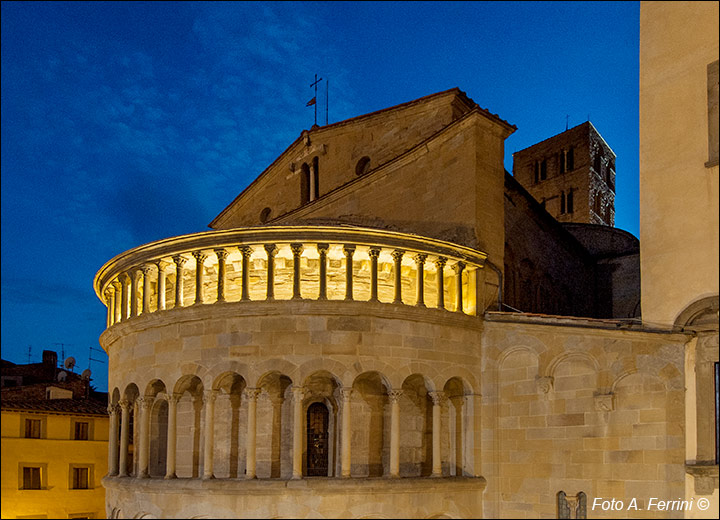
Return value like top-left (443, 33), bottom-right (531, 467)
top-left (106, 369), bottom-right (476, 481)
top-left (96, 226), bottom-right (488, 330)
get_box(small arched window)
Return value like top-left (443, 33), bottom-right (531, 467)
top-left (300, 163), bottom-right (311, 205)
top-left (355, 156), bottom-right (371, 176)
top-left (260, 207), bottom-right (272, 224)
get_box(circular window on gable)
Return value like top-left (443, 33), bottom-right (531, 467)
top-left (355, 156), bottom-right (371, 176)
top-left (260, 207), bottom-right (272, 224)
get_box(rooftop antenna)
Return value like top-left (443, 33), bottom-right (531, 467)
top-left (566, 115), bottom-right (569, 131)
top-left (53, 343), bottom-right (71, 364)
top-left (27, 345), bottom-right (32, 364)
top-left (88, 345), bottom-right (105, 373)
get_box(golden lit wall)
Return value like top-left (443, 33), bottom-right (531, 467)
top-left (639, 0), bottom-right (719, 327)
top-left (1, 410), bottom-right (109, 519)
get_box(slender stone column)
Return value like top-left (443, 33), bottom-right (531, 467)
top-left (309, 163), bottom-right (317, 202)
top-left (137, 396), bottom-right (153, 478)
top-left (214, 248), bottom-right (228, 303)
top-left (155, 261), bottom-right (167, 311)
top-left (105, 289), bottom-right (114, 327)
top-left (368, 247), bottom-right (380, 302)
top-left (429, 391), bottom-right (444, 476)
top-left (118, 400), bottom-right (130, 477)
top-left (291, 386), bottom-right (305, 479)
top-left (172, 255), bottom-right (187, 308)
top-left (130, 269), bottom-right (139, 318)
top-left (112, 281), bottom-right (122, 324)
top-left (340, 387), bottom-right (353, 477)
top-left (392, 250), bottom-right (405, 304)
top-left (244, 388), bottom-right (261, 479)
top-left (141, 265), bottom-right (152, 315)
top-left (239, 246), bottom-right (253, 301)
top-left (388, 389), bottom-right (403, 477)
top-left (435, 257), bottom-right (447, 310)
top-left (414, 254), bottom-right (427, 307)
top-left (452, 262), bottom-right (466, 313)
top-left (107, 404), bottom-right (119, 475)
top-left (317, 244), bottom-right (329, 300)
top-left (264, 244), bottom-right (278, 300)
top-left (344, 245), bottom-right (356, 301)
top-left (193, 251), bottom-right (207, 305)
top-left (202, 390), bottom-right (217, 479)
top-left (290, 243), bottom-right (304, 299)
top-left (165, 395), bottom-right (178, 479)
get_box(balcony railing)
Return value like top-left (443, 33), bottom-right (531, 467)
top-left (94, 226), bottom-right (488, 328)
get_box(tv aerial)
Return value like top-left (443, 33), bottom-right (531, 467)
top-left (57, 370), bottom-right (67, 382)
top-left (81, 368), bottom-right (92, 380)
top-left (64, 357), bottom-right (76, 371)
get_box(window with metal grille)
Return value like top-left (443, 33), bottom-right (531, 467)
top-left (25, 418), bottom-right (41, 438)
top-left (72, 467), bottom-right (89, 489)
top-left (75, 421), bottom-right (89, 440)
top-left (23, 467), bottom-right (41, 489)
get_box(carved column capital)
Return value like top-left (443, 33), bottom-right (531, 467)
top-left (428, 391), bottom-right (445, 406)
top-left (414, 253), bottom-right (428, 265)
top-left (107, 404), bottom-right (119, 416)
top-left (155, 259), bottom-right (168, 271)
top-left (244, 388), bottom-right (262, 400)
top-left (316, 243), bottom-right (329, 254)
top-left (435, 257), bottom-right (447, 269)
top-left (192, 250), bottom-right (207, 264)
top-left (204, 389), bottom-right (219, 404)
top-left (140, 264), bottom-right (153, 275)
top-left (368, 247), bottom-right (381, 259)
top-left (452, 261), bottom-right (466, 274)
top-left (290, 243), bottom-right (304, 256)
top-left (168, 393), bottom-right (181, 405)
top-left (239, 245), bottom-right (254, 257)
top-left (214, 248), bottom-right (228, 261)
top-left (264, 244), bottom-right (278, 257)
top-left (388, 389), bottom-right (404, 403)
top-left (339, 387), bottom-right (353, 401)
top-left (137, 396), bottom-right (153, 410)
top-left (291, 386), bottom-right (305, 402)
top-left (172, 254), bottom-right (188, 268)
top-left (118, 399), bottom-right (131, 411)
top-left (391, 249), bottom-right (405, 262)
top-left (343, 244), bottom-right (356, 256)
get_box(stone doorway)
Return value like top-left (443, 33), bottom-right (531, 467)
top-left (306, 402), bottom-right (329, 476)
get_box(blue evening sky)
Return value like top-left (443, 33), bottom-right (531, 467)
top-left (1, 1), bottom-right (639, 392)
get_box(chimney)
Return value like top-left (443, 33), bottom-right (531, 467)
top-left (42, 350), bottom-right (58, 367)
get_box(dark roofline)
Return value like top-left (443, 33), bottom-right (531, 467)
top-left (1, 398), bottom-right (108, 416)
top-left (208, 88), bottom-right (516, 228)
top-left (504, 171), bottom-right (593, 261)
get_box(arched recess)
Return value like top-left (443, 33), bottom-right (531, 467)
top-left (122, 383), bottom-right (140, 477)
top-left (302, 370), bottom-right (342, 477)
top-left (256, 371), bottom-right (293, 478)
top-left (145, 379), bottom-right (168, 477)
top-left (443, 377), bottom-right (470, 477)
top-left (400, 373), bottom-right (434, 476)
top-left (173, 375), bottom-right (204, 478)
top-left (351, 371), bottom-right (391, 477)
top-left (212, 372), bottom-right (246, 479)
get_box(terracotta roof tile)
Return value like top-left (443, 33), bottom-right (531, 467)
top-left (1, 398), bottom-right (108, 415)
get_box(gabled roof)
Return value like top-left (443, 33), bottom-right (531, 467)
top-left (1, 398), bottom-right (108, 415)
top-left (209, 87), bottom-right (516, 228)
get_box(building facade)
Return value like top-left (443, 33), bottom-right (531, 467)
top-left (639, 1), bottom-right (719, 517)
top-left (1, 351), bottom-right (109, 519)
top-left (94, 58), bottom-right (715, 517)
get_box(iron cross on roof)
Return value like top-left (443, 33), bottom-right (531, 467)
top-left (308, 74), bottom-right (323, 127)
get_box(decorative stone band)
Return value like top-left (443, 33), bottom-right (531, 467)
top-left (94, 226), bottom-right (488, 329)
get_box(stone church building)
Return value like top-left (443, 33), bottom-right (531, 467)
top-left (95, 3), bottom-right (717, 518)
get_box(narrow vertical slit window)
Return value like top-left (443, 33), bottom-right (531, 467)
top-left (300, 163), bottom-right (310, 205)
top-left (560, 191), bottom-right (566, 214)
top-left (540, 159), bottom-right (547, 180)
top-left (312, 156), bottom-right (320, 200)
